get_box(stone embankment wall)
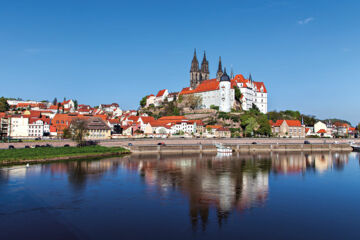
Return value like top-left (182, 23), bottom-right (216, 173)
top-left (130, 143), bottom-right (352, 154)
top-left (0, 140), bottom-right (75, 149)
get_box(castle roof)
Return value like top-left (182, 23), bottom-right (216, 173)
top-left (220, 68), bottom-right (230, 82)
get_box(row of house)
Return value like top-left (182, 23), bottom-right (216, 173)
top-left (269, 119), bottom-right (357, 138)
top-left (120, 115), bottom-right (231, 138)
top-left (1, 98), bottom-right (232, 139)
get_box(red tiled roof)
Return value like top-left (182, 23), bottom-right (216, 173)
top-left (253, 82), bottom-right (267, 93)
top-left (156, 89), bottom-right (167, 97)
top-left (140, 116), bottom-right (155, 124)
top-left (108, 119), bottom-right (120, 124)
top-left (179, 74), bottom-right (267, 95)
top-left (272, 120), bottom-right (302, 127)
top-left (305, 128), bottom-right (310, 133)
top-left (285, 120), bottom-right (302, 127)
top-left (317, 129), bottom-right (327, 134)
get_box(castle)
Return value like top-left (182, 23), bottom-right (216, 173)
top-left (146, 50), bottom-right (268, 113)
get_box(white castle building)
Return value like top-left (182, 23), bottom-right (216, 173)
top-left (179, 50), bottom-right (268, 113)
top-left (146, 50), bottom-right (268, 113)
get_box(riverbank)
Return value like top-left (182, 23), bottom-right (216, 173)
top-left (0, 146), bottom-right (130, 166)
top-left (129, 143), bottom-right (353, 154)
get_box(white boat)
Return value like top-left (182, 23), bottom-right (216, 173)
top-left (215, 143), bottom-right (233, 153)
top-left (350, 143), bottom-right (360, 152)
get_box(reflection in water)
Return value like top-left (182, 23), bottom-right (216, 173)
top-left (0, 151), bottom-right (354, 232)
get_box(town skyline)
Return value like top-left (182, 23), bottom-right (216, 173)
top-left (0, 0), bottom-right (359, 124)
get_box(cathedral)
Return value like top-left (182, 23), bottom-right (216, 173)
top-left (146, 50), bottom-right (268, 114)
top-left (186, 49), bottom-right (268, 113)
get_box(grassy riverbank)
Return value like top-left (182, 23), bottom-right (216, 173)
top-left (0, 146), bottom-right (130, 164)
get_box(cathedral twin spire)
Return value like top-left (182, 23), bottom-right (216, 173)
top-left (190, 49), bottom-right (231, 89)
top-left (190, 49), bottom-right (209, 89)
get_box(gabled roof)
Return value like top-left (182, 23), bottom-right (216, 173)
top-left (108, 119), bottom-right (120, 124)
top-left (317, 129), bottom-right (327, 134)
top-left (271, 120), bottom-right (302, 127)
top-left (140, 116), bottom-right (155, 124)
top-left (156, 89), bottom-right (167, 97)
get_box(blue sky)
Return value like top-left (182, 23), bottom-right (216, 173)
top-left (0, 0), bottom-right (359, 124)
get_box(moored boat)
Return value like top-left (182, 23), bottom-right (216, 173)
top-left (350, 143), bottom-right (360, 152)
top-left (215, 143), bottom-right (233, 153)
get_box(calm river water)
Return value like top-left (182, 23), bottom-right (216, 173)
top-left (1, 152), bottom-right (360, 240)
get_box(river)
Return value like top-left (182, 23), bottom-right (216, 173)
top-left (1, 152), bottom-right (360, 240)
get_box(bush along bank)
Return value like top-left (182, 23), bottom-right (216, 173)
top-left (0, 146), bottom-right (130, 165)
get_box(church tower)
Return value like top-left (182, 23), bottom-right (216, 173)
top-left (219, 68), bottom-right (231, 112)
top-left (190, 49), bottom-right (201, 89)
top-left (200, 51), bottom-right (210, 81)
top-left (216, 56), bottom-right (223, 81)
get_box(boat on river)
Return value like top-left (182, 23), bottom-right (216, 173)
top-left (214, 143), bottom-right (233, 153)
top-left (350, 143), bottom-right (360, 152)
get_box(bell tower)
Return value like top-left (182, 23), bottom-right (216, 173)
top-left (190, 49), bottom-right (201, 89)
top-left (200, 51), bottom-right (210, 81)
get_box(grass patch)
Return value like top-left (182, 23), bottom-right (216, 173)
top-left (0, 146), bottom-right (129, 163)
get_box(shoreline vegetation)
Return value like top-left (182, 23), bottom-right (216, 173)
top-left (0, 146), bottom-right (130, 166)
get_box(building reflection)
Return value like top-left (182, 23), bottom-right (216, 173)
top-left (0, 151), bottom-right (353, 229)
top-left (118, 153), bottom-right (271, 230)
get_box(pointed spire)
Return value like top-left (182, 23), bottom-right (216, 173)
top-left (220, 67), bottom-right (230, 82)
top-left (201, 50), bottom-right (209, 74)
top-left (190, 48), bottom-right (199, 72)
top-left (217, 56), bottom-right (223, 73)
top-left (249, 73), bottom-right (253, 82)
top-left (230, 65), bottom-right (234, 79)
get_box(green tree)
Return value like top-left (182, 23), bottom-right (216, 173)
top-left (244, 117), bottom-right (257, 137)
top-left (62, 127), bottom-right (72, 139)
top-left (74, 100), bottom-right (78, 110)
top-left (210, 105), bottom-right (219, 111)
top-left (0, 97), bottom-right (9, 112)
top-left (250, 103), bottom-right (260, 113)
top-left (234, 86), bottom-right (242, 102)
top-left (140, 96), bottom-right (147, 108)
top-left (256, 115), bottom-right (271, 136)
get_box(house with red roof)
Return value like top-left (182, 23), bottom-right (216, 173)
top-left (154, 89), bottom-right (169, 107)
top-left (145, 116), bottom-right (204, 136)
top-left (61, 99), bottom-right (75, 110)
top-left (28, 116), bottom-right (51, 138)
top-left (314, 121), bottom-right (332, 138)
top-left (270, 120), bottom-right (305, 138)
top-left (145, 94), bottom-right (156, 107)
